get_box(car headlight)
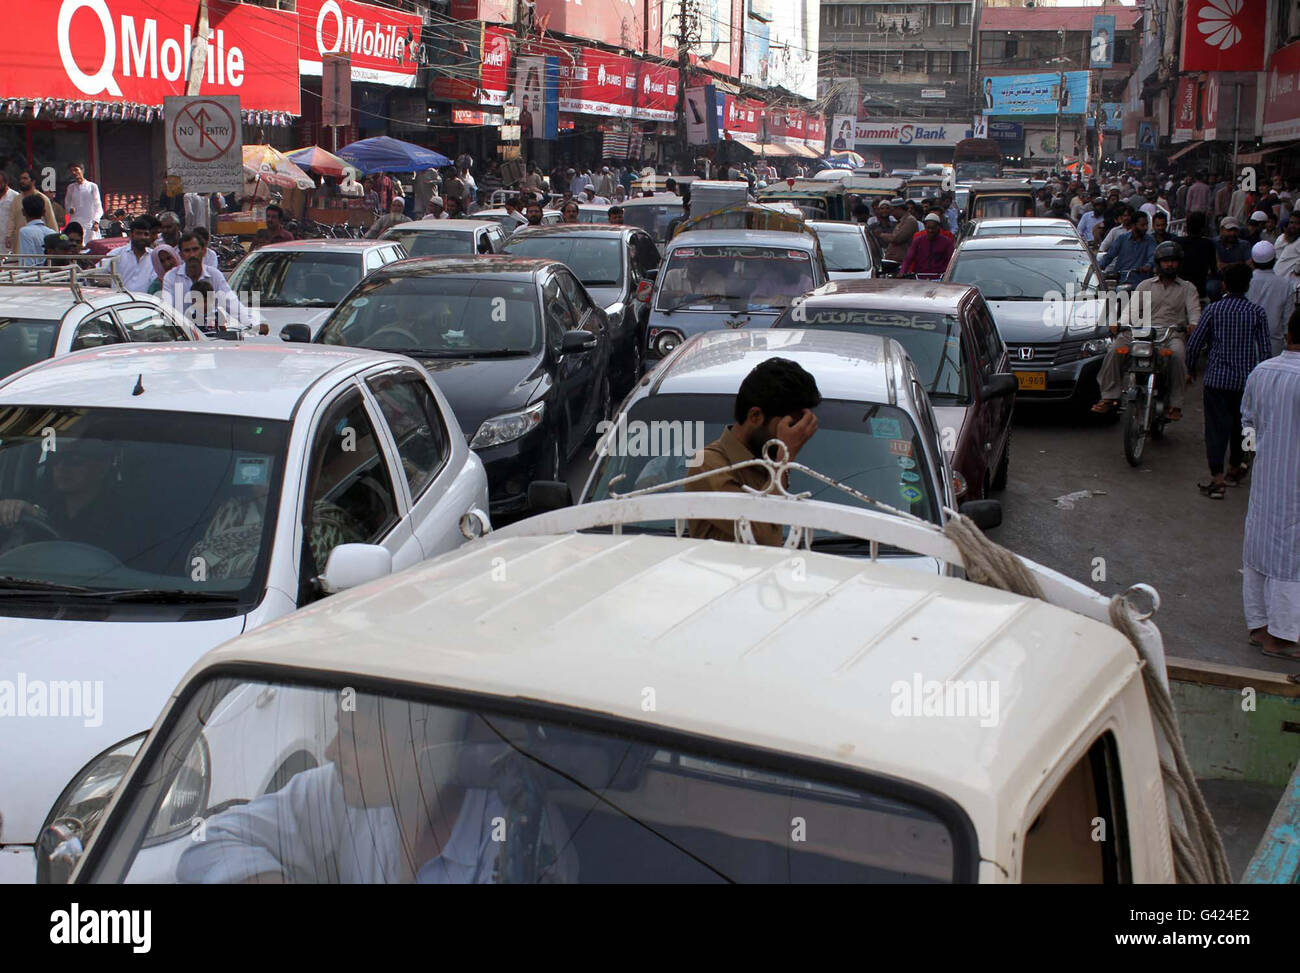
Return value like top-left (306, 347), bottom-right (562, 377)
top-left (1081, 338), bottom-right (1110, 356)
top-left (652, 329), bottom-right (683, 357)
top-left (470, 401), bottom-right (546, 449)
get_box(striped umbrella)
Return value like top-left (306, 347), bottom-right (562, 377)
top-left (286, 145), bottom-right (357, 180)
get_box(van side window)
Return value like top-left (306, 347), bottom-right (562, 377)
top-left (1022, 731), bottom-right (1130, 883)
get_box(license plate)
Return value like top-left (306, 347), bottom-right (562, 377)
top-left (1016, 371), bottom-right (1047, 391)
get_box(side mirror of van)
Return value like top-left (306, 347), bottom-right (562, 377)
top-left (980, 373), bottom-right (1019, 400)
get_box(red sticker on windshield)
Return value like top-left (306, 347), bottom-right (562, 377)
top-left (889, 439), bottom-right (913, 457)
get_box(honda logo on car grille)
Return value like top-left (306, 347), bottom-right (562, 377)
top-left (1018, 347), bottom-right (1035, 361)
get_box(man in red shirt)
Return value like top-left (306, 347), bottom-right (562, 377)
top-left (901, 213), bottom-right (954, 277)
top-left (264, 204), bottom-right (295, 244)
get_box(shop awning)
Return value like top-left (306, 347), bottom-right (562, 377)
top-left (726, 138), bottom-right (764, 154)
top-left (760, 142), bottom-right (798, 157)
top-left (1167, 142), bottom-right (1202, 162)
top-left (792, 142), bottom-right (822, 159)
top-left (1237, 144), bottom-right (1294, 165)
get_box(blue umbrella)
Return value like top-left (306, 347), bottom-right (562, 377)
top-left (336, 136), bottom-right (451, 174)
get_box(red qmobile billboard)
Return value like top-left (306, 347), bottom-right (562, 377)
top-left (297, 0), bottom-right (423, 88)
top-left (534, 0), bottom-right (642, 51)
top-left (5, 0), bottom-right (300, 112)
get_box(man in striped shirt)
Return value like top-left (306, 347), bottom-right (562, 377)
top-left (1186, 264), bottom-right (1273, 499)
top-left (1240, 310), bottom-right (1300, 659)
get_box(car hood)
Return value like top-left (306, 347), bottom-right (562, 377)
top-left (985, 298), bottom-right (1102, 344)
top-left (416, 354), bottom-right (546, 440)
top-left (827, 269), bottom-right (873, 281)
top-left (585, 286), bottom-right (624, 310)
top-left (248, 306), bottom-right (336, 342)
top-left (0, 613), bottom-right (247, 845)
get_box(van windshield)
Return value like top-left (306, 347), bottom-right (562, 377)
top-left (656, 245), bottom-right (815, 311)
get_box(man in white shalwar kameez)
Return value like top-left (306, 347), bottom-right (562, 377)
top-left (63, 164), bottom-right (103, 241)
top-left (1240, 311), bottom-right (1300, 659)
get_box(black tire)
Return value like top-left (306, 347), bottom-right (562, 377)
top-left (991, 433), bottom-right (1010, 491)
top-left (1123, 399), bottom-right (1147, 466)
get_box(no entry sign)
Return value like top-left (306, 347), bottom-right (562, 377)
top-left (165, 95), bottom-right (243, 193)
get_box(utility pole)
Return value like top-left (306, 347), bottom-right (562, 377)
top-left (1053, 28), bottom-right (1065, 175)
top-left (185, 0), bottom-right (210, 97)
top-left (674, 0), bottom-right (698, 171)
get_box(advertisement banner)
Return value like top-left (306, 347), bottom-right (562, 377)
top-left (854, 119), bottom-right (965, 148)
top-left (804, 113), bottom-right (824, 149)
top-left (742, 0), bottom-right (771, 89)
top-left (982, 72), bottom-right (1090, 115)
top-left (1203, 74), bottom-right (1220, 140)
top-left (428, 22), bottom-right (480, 103)
top-left (1088, 103), bottom-right (1123, 132)
top-left (1173, 76), bottom-right (1197, 142)
top-left (989, 120), bottom-right (1023, 142)
top-left (515, 55), bottom-right (559, 140)
top-left (1024, 127), bottom-right (1075, 160)
top-left (722, 95), bottom-right (762, 137)
top-left (1264, 40), bottom-right (1300, 143)
top-left (685, 85), bottom-right (718, 144)
top-left (1090, 14), bottom-right (1115, 70)
top-left (0, 0), bottom-right (300, 112)
top-left (164, 95), bottom-right (242, 192)
top-left (1182, 0), bottom-right (1266, 72)
top-left (830, 114), bottom-right (856, 151)
top-left (480, 25), bottom-right (512, 106)
top-left (766, 0), bottom-right (817, 100)
top-left (659, 0), bottom-right (734, 77)
top-left (450, 0), bottom-right (513, 24)
top-left (634, 61), bottom-right (677, 122)
top-left (559, 49), bottom-right (636, 117)
top-left (534, 0), bottom-right (641, 51)
top-left (297, 0), bottom-right (423, 88)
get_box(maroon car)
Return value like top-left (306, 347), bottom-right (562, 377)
top-left (771, 278), bottom-right (1016, 501)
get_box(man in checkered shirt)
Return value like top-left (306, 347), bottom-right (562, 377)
top-left (1186, 263), bottom-right (1273, 499)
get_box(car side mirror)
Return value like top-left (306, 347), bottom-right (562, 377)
top-left (980, 373), bottom-right (1019, 400)
top-left (958, 499), bottom-right (1002, 531)
top-left (528, 480), bottom-right (572, 513)
top-left (280, 323), bottom-right (311, 343)
top-left (561, 330), bottom-right (597, 354)
top-left (880, 259), bottom-right (900, 277)
top-left (319, 543), bottom-right (392, 595)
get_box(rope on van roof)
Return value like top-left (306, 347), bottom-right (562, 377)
top-left (943, 513), bottom-right (1233, 884)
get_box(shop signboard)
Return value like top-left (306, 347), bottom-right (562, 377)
top-left (981, 72), bottom-right (1090, 116)
top-left (297, 0), bottom-right (423, 88)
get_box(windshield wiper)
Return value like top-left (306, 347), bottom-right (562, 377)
top-left (0, 576), bottom-right (98, 595)
top-left (94, 589), bottom-right (241, 604)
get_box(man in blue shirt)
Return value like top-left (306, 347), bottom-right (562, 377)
top-left (1077, 196), bottom-right (1107, 246)
top-left (16, 195), bottom-right (48, 266)
top-left (1186, 263), bottom-right (1273, 499)
top-left (1098, 209), bottom-right (1156, 286)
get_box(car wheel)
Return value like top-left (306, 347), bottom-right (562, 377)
top-left (991, 433), bottom-right (1010, 492)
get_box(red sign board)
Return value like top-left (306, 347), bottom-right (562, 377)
top-left (297, 0), bottom-right (422, 88)
top-left (723, 96), bottom-right (762, 137)
top-left (450, 0), bottom-right (513, 24)
top-left (559, 49), bottom-right (636, 117)
top-left (480, 26), bottom-right (513, 106)
top-left (1264, 40), bottom-right (1300, 143)
top-left (0, 0), bottom-right (300, 112)
top-left (1173, 76), bottom-right (1197, 142)
top-left (1203, 74), bottom-right (1220, 140)
top-left (634, 61), bottom-right (676, 121)
top-left (804, 113), bottom-right (825, 144)
top-left (534, 0), bottom-right (641, 51)
top-left (1181, 0), bottom-right (1266, 72)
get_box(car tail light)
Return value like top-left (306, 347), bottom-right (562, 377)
top-left (952, 470), bottom-right (968, 499)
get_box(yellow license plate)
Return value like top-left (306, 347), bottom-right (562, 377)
top-left (1016, 371), bottom-right (1047, 391)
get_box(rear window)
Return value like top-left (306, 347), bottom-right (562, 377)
top-left (0, 318), bottom-right (59, 378)
top-left (383, 228), bottom-right (474, 258)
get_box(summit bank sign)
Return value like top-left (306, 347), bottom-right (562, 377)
top-left (853, 120), bottom-right (971, 147)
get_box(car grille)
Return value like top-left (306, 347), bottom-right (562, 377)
top-left (1011, 338), bottom-right (1085, 365)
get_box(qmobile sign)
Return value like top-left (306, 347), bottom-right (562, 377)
top-left (7, 0), bottom-right (300, 111)
top-left (297, 0), bottom-right (423, 88)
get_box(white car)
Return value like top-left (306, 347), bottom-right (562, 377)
top-left (0, 265), bottom-right (205, 380)
top-left (380, 217), bottom-right (507, 257)
top-left (0, 343), bottom-right (489, 883)
top-left (225, 239), bottom-right (407, 342)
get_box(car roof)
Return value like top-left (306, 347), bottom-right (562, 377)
top-left (254, 239), bottom-right (400, 253)
top-left (801, 278), bottom-right (976, 313)
top-left (188, 531), bottom-right (1140, 821)
top-left (666, 229), bottom-right (819, 250)
top-left (973, 218), bottom-right (1074, 229)
top-left (622, 193), bottom-right (681, 205)
top-left (374, 254), bottom-right (553, 280)
top-left (507, 223), bottom-right (640, 240)
top-left (969, 179), bottom-right (1034, 191)
top-left (385, 218), bottom-right (499, 232)
top-left (0, 286), bottom-right (134, 321)
top-left (806, 220), bottom-right (864, 234)
top-left (0, 343), bottom-right (399, 419)
top-left (650, 328), bottom-right (902, 403)
top-left (955, 235), bottom-right (1090, 252)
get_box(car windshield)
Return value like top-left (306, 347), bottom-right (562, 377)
top-left (972, 197), bottom-right (1031, 219)
top-left (503, 236), bottom-right (624, 286)
top-left (0, 318), bottom-right (60, 378)
top-left (318, 275), bottom-right (540, 356)
top-left (815, 229), bottom-right (870, 273)
top-left (383, 228), bottom-right (475, 257)
top-left (949, 250), bottom-right (1095, 300)
top-left (776, 309), bottom-right (968, 401)
top-left (621, 203), bottom-right (679, 242)
top-left (955, 163), bottom-right (998, 181)
top-left (655, 246), bottom-right (815, 311)
top-left (0, 407), bottom-right (289, 606)
top-left (973, 224), bottom-right (1072, 238)
top-left (85, 676), bottom-right (963, 883)
top-left (226, 251), bottom-right (362, 308)
top-left (586, 395), bottom-right (940, 540)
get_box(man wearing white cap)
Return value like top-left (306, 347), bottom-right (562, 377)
top-left (424, 196), bottom-right (447, 220)
top-left (1246, 240), bottom-right (1297, 357)
top-left (595, 166), bottom-right (615, 199)
top-left (367, 196), bottom-right (411, 238)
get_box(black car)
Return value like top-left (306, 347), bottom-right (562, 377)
top-left (307, 255), bottom-right (613, 516)
top-left (501, 223), bottom-right (660, 395)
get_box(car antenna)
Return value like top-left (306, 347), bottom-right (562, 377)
top-left (132, 373), bottom-right (145, 396)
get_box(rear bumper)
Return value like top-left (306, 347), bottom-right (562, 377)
top-left (1011, 354), bottom-right (1104, 404)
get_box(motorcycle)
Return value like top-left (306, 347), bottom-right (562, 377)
top-left (1118, 323), bottom-right (1177, 466)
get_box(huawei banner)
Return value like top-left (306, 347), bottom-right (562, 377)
top-left (559, 49), bottom-right (636, 117)
top-left (6, 0), bottom-right (300, 112)
top-left (1181, 0), bottom-right (1266, 72)
top-left (1264, 40), bottom-right (1300, 143)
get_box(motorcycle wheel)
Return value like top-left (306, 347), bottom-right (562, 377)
top-left (1123, 399), bottom-right (1147, 466)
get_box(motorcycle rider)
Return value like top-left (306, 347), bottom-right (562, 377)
top-left (1091, 241), bottom-right (1201, 421)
